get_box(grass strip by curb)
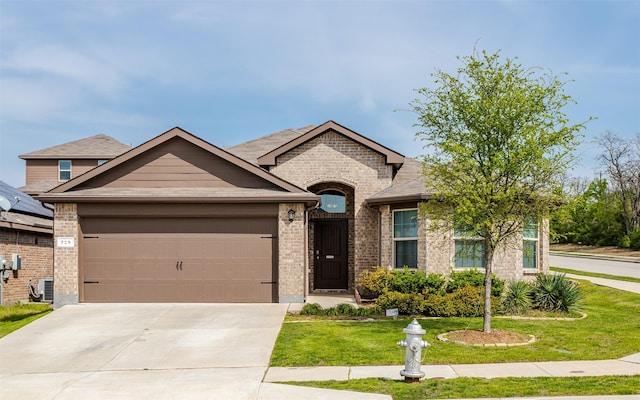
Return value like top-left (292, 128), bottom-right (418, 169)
top-left (551, 266), bottom-right (640, 283)
top-left (289, 375), bottom-right (640, 399)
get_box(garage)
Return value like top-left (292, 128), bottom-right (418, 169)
top-left (80, 216), bottom-right (278, 303)
top-left (39, 127), bottom-right (318, 307)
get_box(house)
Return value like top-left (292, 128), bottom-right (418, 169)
top-left (0, 181), bottom-right (54, 304)
top-left (33, 121), bottom-right (548, 307)
top-left (19, 134), bottom-right (130, 196)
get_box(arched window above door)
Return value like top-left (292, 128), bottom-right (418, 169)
top-left (318, 190), bottom-right (346, 213)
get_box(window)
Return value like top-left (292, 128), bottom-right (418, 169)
top-left (523, 218), bottom-right (539, 269)
top-left (58, 160), bottom-right (72, 181)
top-left (393, 209), bottom-right (418, 268)
top-left (318, 190), bottom-right (346, 213)
top-left (454, 225), bottom-right (486, 268)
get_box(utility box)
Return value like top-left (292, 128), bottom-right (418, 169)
top-left (11, 254), bottom-right (21, 270)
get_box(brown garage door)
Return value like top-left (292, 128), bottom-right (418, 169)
top-left (80, 217), bottom-right (278, 303)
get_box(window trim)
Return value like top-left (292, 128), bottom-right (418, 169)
top-left (523, 218), bottom-right (540, 270)
top-left (392, 208), bottom-right (418, 269)
top-left (58, 160), bottom-right (72, 182)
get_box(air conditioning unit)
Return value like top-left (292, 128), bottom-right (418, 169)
top-left (38, 278), bottom-right (54, 302)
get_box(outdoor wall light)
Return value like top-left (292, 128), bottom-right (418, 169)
top-left (288, 209), bottom-right (296, 222)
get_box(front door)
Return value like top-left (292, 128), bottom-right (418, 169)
top-left (314, 219), bottom-right (348, 289)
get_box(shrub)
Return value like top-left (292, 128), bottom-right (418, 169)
top-left (618, 235), bottom-right (631, 248)
top-left (447, 269), bottom-right (504, 297)
top-left (358, 266), bottom-right (393, 296)
top-left (532, 273), bottom-right (582, 313)
top-left (375, 291), bottom-right (424, 315)
top-left (423, 286), bottom-right (500, 317)
top-left (390, 267), bottom-right (428, 293)
top-left (630, 228), bottom-right (640, 250)
top-left (424, 273), bottom-right (447, 295)
top-left (300, 303), bottom-right (323, 315)
top-left (502, 280), bottom-right (533, 315)
top-left (334, 303), bottom-right (357, 316)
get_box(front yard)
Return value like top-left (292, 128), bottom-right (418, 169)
top-left (270, 278), bottom-right (640, 398)
top-left (272, 281), bottom-right (640, 366)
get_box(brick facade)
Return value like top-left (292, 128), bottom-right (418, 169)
top-left (278, 203), bottom-right (306, 303)
top-left (53, 203), bottom-right (79, 307)
top-left (0, 228), bottom-right (53, 304)
top-left (379, 204), bottom-right (550, 281)
top-left (270, 130), bottom-right (394, 293)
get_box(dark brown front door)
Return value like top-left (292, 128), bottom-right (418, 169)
top-left (314, 219), bottom-right (348, 289)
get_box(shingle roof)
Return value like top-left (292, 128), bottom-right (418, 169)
top-left (366, 158), bottom-right (436, 204)
top-left (19, 134), bottom-right (130, 159)
top-left (226, 126), bottom-right (316, 164)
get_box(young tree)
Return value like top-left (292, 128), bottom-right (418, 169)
top-left (411, 49), bottom-right (588, 332)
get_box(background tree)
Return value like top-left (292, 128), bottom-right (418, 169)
top-left (411, 49), bottom-right (588, 333)
top-left (597, 131), bottom-right (640, 237)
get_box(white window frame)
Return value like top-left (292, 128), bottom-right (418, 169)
top-left (58, 160), bottom-right (72, 181)
top-left (523, 218), bottom-right (539, 270)
top-left (392, 208), bottom-right (418, 269)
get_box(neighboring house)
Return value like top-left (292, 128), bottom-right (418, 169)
top-left (0, 181), bottom-right (53, 305)
top-left (33, 121), bottom-right (548, 307)
top-left (19, 134), bottom-right (130, 196)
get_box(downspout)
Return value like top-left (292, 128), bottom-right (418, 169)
top-left (304, 201), bottom-right (320, 302)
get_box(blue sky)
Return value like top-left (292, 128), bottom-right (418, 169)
top-left (1, 0), bottom-right (638, 188)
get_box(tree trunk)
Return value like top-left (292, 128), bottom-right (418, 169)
top-left (482, 240), bottom-right (495, 333)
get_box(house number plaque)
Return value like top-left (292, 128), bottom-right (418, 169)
top-left (57, 237), bottom-right (75, 248)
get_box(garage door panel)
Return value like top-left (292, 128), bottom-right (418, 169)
top-left (81, 217), bottom-right (277, 303)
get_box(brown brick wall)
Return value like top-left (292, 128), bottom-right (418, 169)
top-left (379, 204), bottom-right (550, 281)
top-left (53, 203), bottom-right (79, 307)
top-left (278, 203), bottom-right (306, 302)
top-left (271, 131), bottom-right (393, 292)
top-left (0, 228), bottom-right (53, 304)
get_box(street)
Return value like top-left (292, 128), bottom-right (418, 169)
top-left (550, 255), bottom-right (640, 279)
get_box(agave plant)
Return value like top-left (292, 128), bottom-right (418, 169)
top-left (502, 280), bottom-right (533, 315)
top-left (533, 273), bottom-right (582, 313)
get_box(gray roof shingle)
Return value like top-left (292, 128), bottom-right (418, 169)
top-left (226, 126), bottom-right (316, 164)
top-left (19, 134), bottom-right (130, 159)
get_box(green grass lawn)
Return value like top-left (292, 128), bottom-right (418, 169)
top-left (0, 303), bottom-right (52, 338)
top-left (551, 266), bottom-right (640, 283)
top-left (272, 280), bottom-right (640, 398)
top-left (271, 281), bottom-right (640, 366)
top-left (291, 376), bottom-right (640, 399)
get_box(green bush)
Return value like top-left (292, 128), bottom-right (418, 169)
top-left (618, 235), bottom-right (631, 248)
top-left (630, 229), bottom-right (640, 250)
top-left (424, 272), bottom-right (447, 295)
top-left (447, 268), bottom-right (504, 297)
top-left (423, 286), bottom-right (501, 317)
top-left (300, 303), bottom-right (323, 315)
top-left (358, 267), bottom-right (447, 296)
top-left (502, 280), bottom-right (533, 315)
top-left (375, 291), bottom-right (424, 315)
top-left (358, 266), bottom-right (393, 296)
top-left (334, 303), bottom-right (357, 316)
top-left (390, 267), bottom-right (429, 293)
top-left (532, 273), bottom-right (582, 313)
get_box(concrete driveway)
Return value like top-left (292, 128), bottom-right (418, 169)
top-left (0, 303), bottom-right (276, 399)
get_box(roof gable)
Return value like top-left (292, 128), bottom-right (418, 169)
top-left (256, 120), bottom-right (405, 167)
top-left (47, 127), bottom-right (310, 195)
top-left (19, 134), bottom-right (130, 159)
top-left (226, 125), bottom-right (316, 164)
